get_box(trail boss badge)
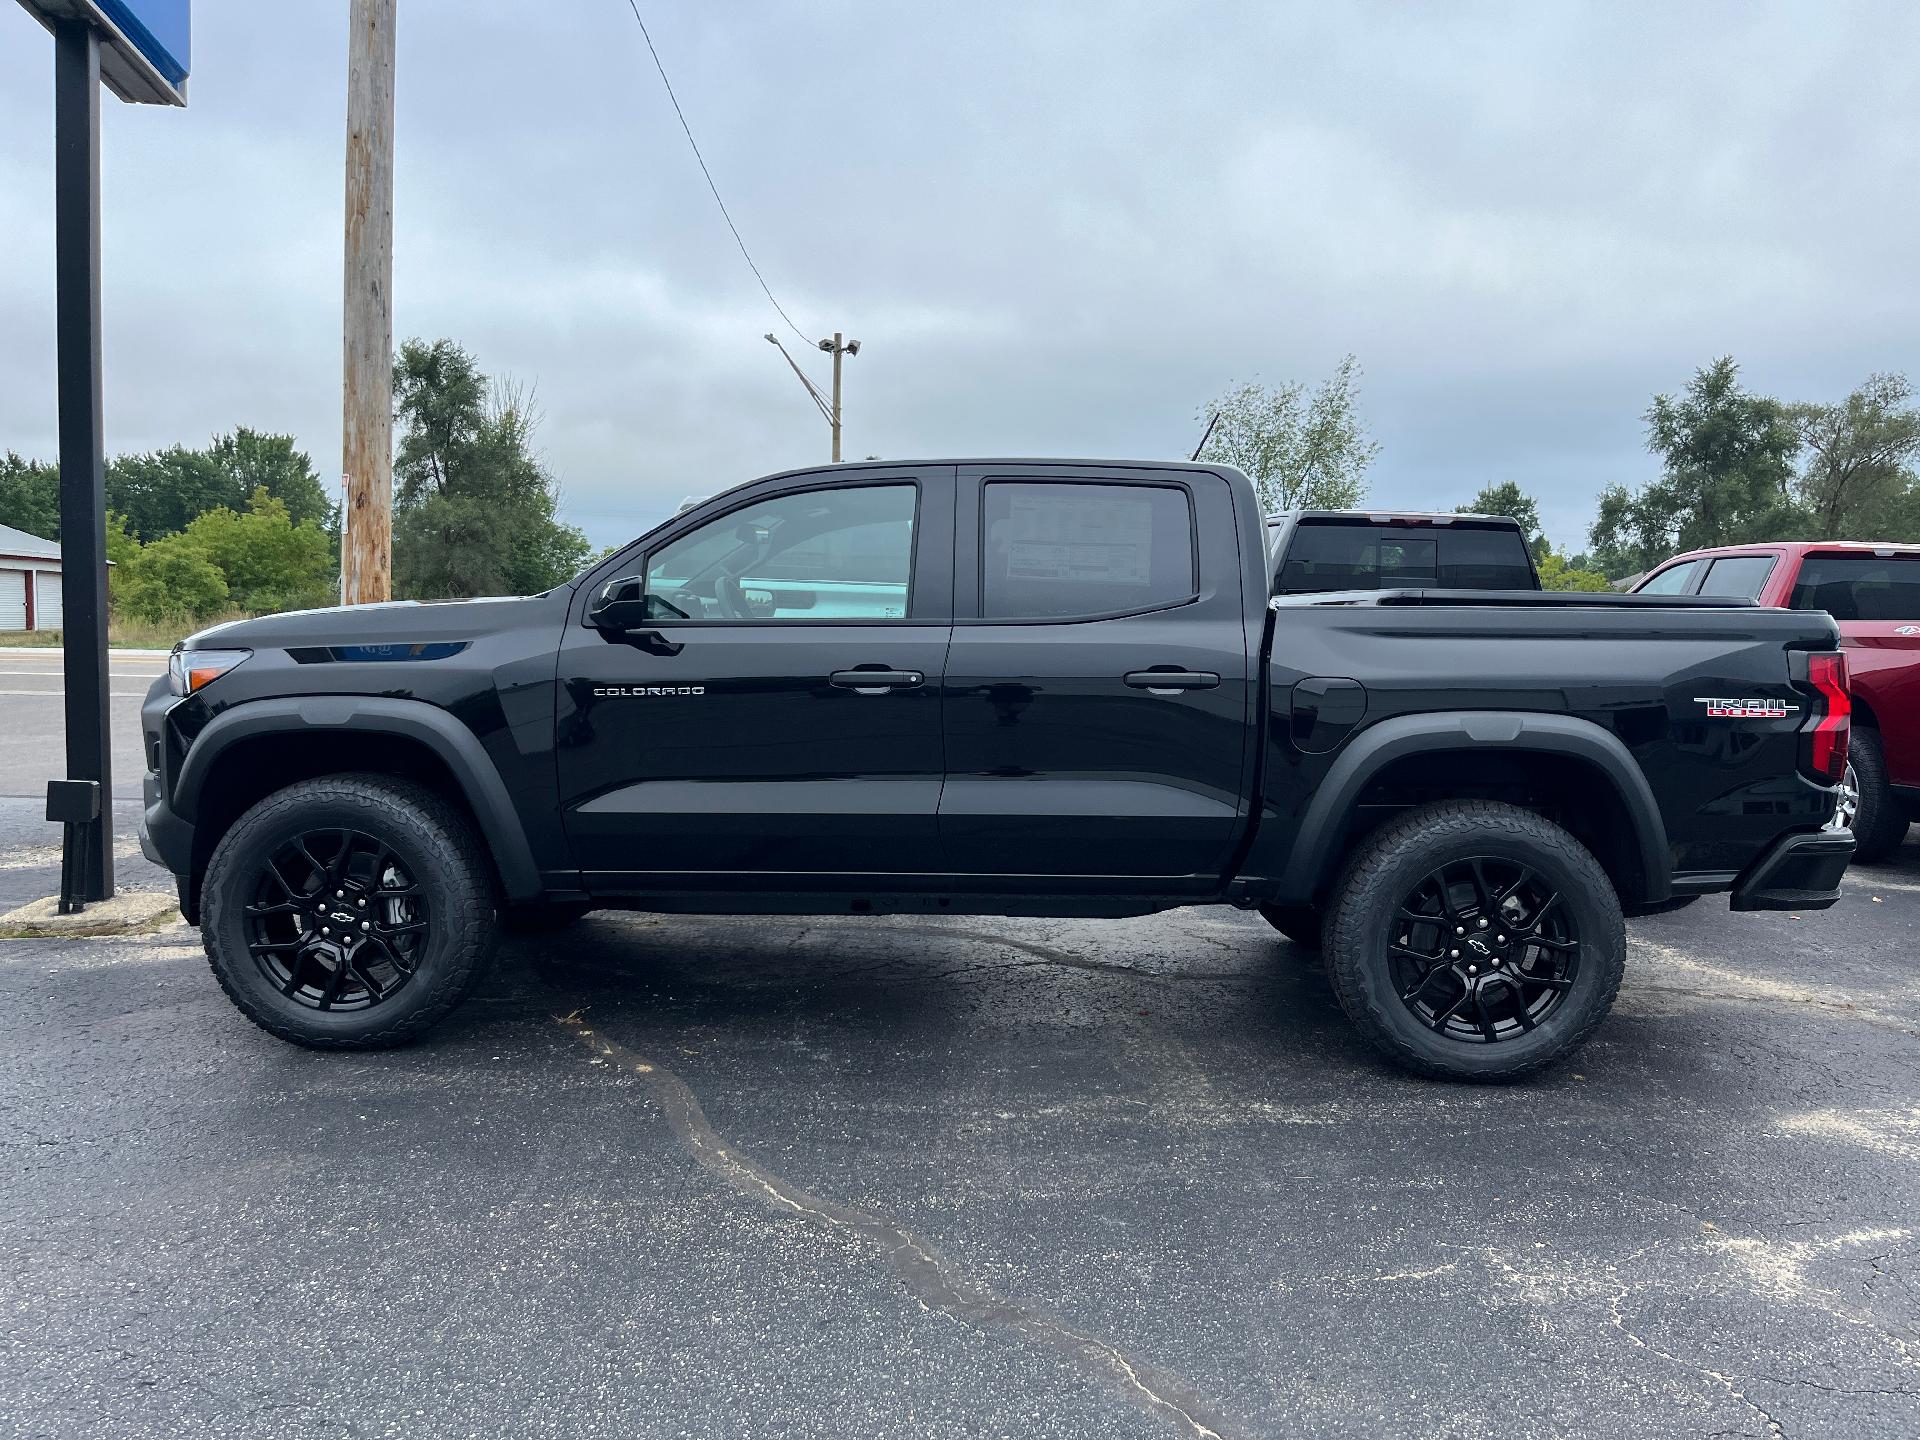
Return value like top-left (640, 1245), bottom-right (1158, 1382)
top-left (1694, 697), bottom-right (1797, 719)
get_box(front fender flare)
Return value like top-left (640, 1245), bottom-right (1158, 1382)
top-left (1270, 710), bottom-right (1671, 906)
top-left (173, 696), bottom-right (544, 901)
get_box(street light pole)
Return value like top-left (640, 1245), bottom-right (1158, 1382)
top-left (52, 19), bottom-right (112, 903)
top-left (765, 331), bottom-right (860, 462)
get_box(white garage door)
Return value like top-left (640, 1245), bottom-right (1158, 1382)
top-left (33, 570), bottom-right (62, 630)
top-left (0, 571), bottom-right (25, 631)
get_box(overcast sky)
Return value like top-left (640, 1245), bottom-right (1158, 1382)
top-left (4, 1), bottom-right (1918, 553)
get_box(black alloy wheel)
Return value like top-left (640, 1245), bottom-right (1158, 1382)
top-left (245, 828), bottom-right (429, 1011)
top-left (1387, 858), bottom-right (1579, 1043)
top-left (202, 774), bottom-right (495, 1049)
top-left (1323, 800), bottom-right (1625, 1081)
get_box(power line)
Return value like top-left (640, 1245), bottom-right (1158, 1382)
top-left (620, 1), bottom-right (813, 347)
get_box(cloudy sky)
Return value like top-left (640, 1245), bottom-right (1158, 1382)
top-left (3, 1), bottom-right (1917, 553)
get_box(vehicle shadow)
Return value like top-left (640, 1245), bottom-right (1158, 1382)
top-left (478, 908), bottom-right (1377, 1076)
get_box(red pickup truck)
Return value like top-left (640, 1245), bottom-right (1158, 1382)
top-left (1632, 542), bottom-right (1920, 861)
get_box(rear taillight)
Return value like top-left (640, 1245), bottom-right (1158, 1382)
top-left (1802, 651), bottom-right (1850, 784)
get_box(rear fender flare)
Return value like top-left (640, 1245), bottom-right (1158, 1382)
top-left (173, 696), bottom-right (543, 901)
top-left (1273, 711), bottom-right (1670, 906)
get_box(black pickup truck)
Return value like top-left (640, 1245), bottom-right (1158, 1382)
top-left (140, 459), bottom-right (1855, 1080)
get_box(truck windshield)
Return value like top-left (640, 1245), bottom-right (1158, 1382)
top-left (1275, 522), bottom-right (1535, 594)
top-left (1787, 554), bottom-right (1920, 621)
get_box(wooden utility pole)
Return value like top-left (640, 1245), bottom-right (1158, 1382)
top-left (342, 0), bottom-right (395, 604)
top-left (828, 331), bottom-right (844, 462)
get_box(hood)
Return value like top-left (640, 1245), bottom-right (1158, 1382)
top-left (182, 591), bottom-right (567, 651)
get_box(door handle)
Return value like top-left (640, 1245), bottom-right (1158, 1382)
top-left (1124, 669), bottom-right (1220, 694)
top-left (630, 630), bottom-right (685, 657)
top-left (830, 668), bottom-right (925, 695)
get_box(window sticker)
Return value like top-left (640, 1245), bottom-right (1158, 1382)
top-left (1003, 491), bottom-right (1153, 587)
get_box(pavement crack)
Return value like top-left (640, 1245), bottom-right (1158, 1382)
top-left (558, 1015), bottom-right (1240, 1440)
top-left (1607, 1280), bottom-right (1786, 1438)
top-left (901, 925), bottom-right (1252, 984)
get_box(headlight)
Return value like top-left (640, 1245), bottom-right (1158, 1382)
top-left (168, 648), bottom-right (251, 696)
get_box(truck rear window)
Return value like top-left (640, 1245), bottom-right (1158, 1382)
top-left (1787, 554), bottom-right (1920, 621)
top-left (1275, 524), bottom-right (1535, 594)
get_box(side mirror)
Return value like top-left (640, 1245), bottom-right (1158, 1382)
top-left (587, 575), bottom-right (652, 632)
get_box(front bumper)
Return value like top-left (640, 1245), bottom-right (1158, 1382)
top-left (1729, 829), bottom-right (1854, 912)
top-left (139, 772), bottom-right (194, 877)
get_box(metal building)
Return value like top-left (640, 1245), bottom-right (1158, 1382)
top-left (0, 524), bottom-right (65, 631)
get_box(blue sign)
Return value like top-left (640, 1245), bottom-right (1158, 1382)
top-left (99, 0), bottom-right (189, 88)
top-left (15, 0), bottom-right (190, 104)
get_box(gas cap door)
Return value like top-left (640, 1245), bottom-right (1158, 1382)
top-left (1291, 676), bottom-right (1367, 754)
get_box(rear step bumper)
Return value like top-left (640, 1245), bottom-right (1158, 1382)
top-left (1729, 830), bottom-right (1855, 912)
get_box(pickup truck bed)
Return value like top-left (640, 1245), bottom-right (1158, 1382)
top-left (140, 458), bottom-right (1853, 1080)
top-left (1249, 589), bottom-right (1846, 906)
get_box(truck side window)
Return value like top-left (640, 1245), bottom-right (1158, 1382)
top-left (981, 482), bottom-right (1196, 620)
top-left (643, 483), bottom-right (917, 621)
top-left (1788, 554), bottom-right (1920, 622)
top-left (1698, 554), bottom-right (1776, 600)
top-left (1637, 560), bottom-right (1702, 595)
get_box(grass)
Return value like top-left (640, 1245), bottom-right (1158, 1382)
top-left (0, 611), bottom-right (254, 650)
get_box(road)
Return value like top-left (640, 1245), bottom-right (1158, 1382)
top-left (0, 648), bottom-right (170, 909)
top-left (0, 661), bottom-right (1916, 1438)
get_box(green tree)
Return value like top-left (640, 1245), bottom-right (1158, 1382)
top-left (106, 445), bottom-right (236, 542)
top-left (1198, 355), bottom-right (1380, 512)
top-left (116, 532), bottom-right (230, 623)
top-left (183, 488), bottom-right (336, 613)
top-left (1459, 481), bottom-right (1546, 558)
top-left (104, 512), bottom-right (140, 607)
top-left (105, 429), bottom-right (330, 543)
top-left (1588, 357), bottom-right (1802, 577)
top-left (391, 339), bottom-right (592, 598)
top-left (205, 428), bottom-right (334, 530)
top-left (0, 452), bottom-right (62, 540)
top-left (1787, 373), bottom-right (1920, 540)
top-left (1536, 549), bottom-right (1611, 591)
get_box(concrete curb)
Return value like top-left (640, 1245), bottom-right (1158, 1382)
top-left (0, 890), bottom-right (180, 938)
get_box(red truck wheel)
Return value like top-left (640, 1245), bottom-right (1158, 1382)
top-left (1846, 729), bottom-right (1911, 864)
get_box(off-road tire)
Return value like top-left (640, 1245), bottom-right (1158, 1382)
top-left (1258, 903), bottom-right (1324, 951)
top-left (1324, 800), bottom-right (1625, 1082)
top-left (1847, 728), bottom-right (1910, 864)
top-left (202, 774), bottom-right (495, 1049)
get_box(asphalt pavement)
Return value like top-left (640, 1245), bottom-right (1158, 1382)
top-left (1, 658), bottom-right (1916, 1438)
